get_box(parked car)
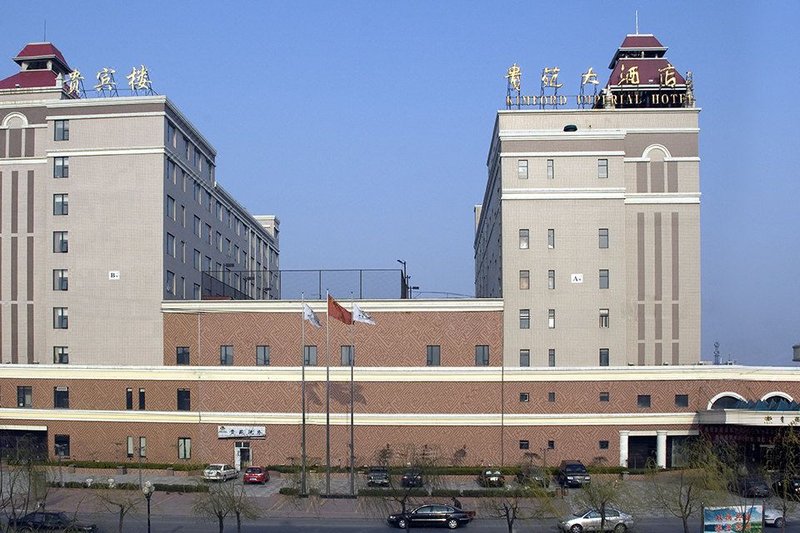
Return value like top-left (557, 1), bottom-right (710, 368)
top-left (366, 466), bottom-right (390, 487)
top-left (8, 511), bottom-right (98, 532)
top-left (203, 463), bottom-right (237, 481)
top-left (516, 465), bottom-right (549, 488)
top-left (557, 460), bottom-right (591, 488)
top-left (764, 507), bottom-right (786, 528)
top-left (772, 476), bottom-right (800, 499)
top-left (558, 508), bottom-right (633, 532)
top-left (401, 468), bottom-right (424, 488)
top-left (243, 465), bottom-right (269, 484)
top-left (729, 476), bottom-right (771, 498)
top-left (387, 504), bottom-right (475, 529)
top-left (477, 469), bottom-right (505, 487)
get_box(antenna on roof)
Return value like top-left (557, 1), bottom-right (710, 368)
top-left (635, 10), bottom-right (639, 35)
top-left (43, 19), bottom-right (47, 41)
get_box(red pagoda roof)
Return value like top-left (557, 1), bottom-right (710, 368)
top-left (619, 34), bottom-right (665, 49)
top-left (0, 69), bottom-right (60, 90)
top-left (14, 42), bottom-right (69, 67)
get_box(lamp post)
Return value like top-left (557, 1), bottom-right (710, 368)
top-left (142, 480), bottom-right (154, 533)
top-left (54, 444), bottom-right (66, 487)
top-left (397, 259), bottom-right (408, 298)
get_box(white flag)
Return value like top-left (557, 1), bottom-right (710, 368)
top-left (303, 304), bottom-right (321, 328)
top-left (352, 303), bottom-right (376, 325)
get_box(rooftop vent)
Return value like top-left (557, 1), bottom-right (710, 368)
top-left (563, 124), bottom-right (578, 132)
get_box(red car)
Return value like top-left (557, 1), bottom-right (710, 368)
top-left (243, 466), bottom-right (270, 484)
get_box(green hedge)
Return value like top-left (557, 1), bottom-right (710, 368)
top-left (49, 481), bottom-right (208, 492)
top-left (43, 461), bottom-right (203, 472)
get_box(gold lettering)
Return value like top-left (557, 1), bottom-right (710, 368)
top-left (558, 95), bottom-right (567, 106)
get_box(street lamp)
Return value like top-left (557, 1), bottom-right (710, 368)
top-left (142, 480), bottom-right (155, 533)
top-left (397, 260), bottom-right (408, 298)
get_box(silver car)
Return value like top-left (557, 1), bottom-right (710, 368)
top-left (558, 508), bottom-right (634, 532)
top-left (203, 463), bottom-right (237, 481)
top-left (764, 507), bottom-right (786, 528)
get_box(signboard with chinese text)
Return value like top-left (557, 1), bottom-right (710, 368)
top-left (703, 505), bottom-right (763, 532)
top-left (217, 425), bottom-right (266, 439)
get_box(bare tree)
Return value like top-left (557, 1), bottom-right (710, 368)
top-left (767, 422), bottom-right (800, 532)
top-left (193, 483), bottom-right (232, 533)
top-left (93, 485), bottom-right (140, 533)
top-left (481, 487), bottom-right (554, 533)
top-left (572, 474), bottom-right (628, 532)
top-left (224, 481), bottom-right (262, 533)
top-left (0, 436), bottom-right (50, 531)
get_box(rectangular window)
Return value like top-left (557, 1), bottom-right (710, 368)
top-left (53, 231), bottom-right (68, 253)
top-left (256, 345), bottom-right (270, 366)
top-left (426, 345), bottom-right (441, 366)
top-left (55, 435), bottom-right (70, 457)
top-left (167, 196), bottom-right (176, 220)
top-left (599, 392), bottom-right (610, 402)
top-left (176, 346), bottom-right (190, 365)
top-left (193, 249), bottom-right (201, 271)
top-left (167, 122), bottom-right (176, 147)
top-left (548, 392), bottom-right (556, 402)
top-left (126, 436), bottom-right (134, 457)
top-left (519, 229), bottom-right (529, 249)
top-left (341, 345), bottom-right (354, 366)
top-left (600, 269), bottom-right (610, 289)
top-left (53, 386), bottom-right (69, 408)
top-left (548, 349), bottom-right (556, 367)
top-left (178, 437), bottom-right (192, 459)
top-left (517, 159), bottom-right (528, 179)
top-left (519, 309), bottom-right (530, 329)
top-left (598, 158), bottom-right (609, 179)
top-left (599, 228), bottom-right (609, 249)
top-left (548, 309), bottom-right (556, 329)
top-left (637, 394), bottom-right (651, 408)
top-left (166, 233), bottom-right (175, 257)
top-left (183, 135), bottom-right (190, 159)
top-left (206, 224), bottom-right (213, 245)
top-left (54, 120), bottom-right (69, 141)
top-left (53, 269), bottom-right (68, 291)
top-left (138, 388), bottom-right (146, 410)
top-left (206, 192), bottom-right (212, 212)
top-left (519, 349), bottom-right (530, 367)
top-left (599, 308), bottom-right (610, 328)
top-left (675, 394), bottom-right (689, 408)
top-left (599, 440), bottom-right (609, 450)
top-left (193, 182), bottom-right (202, 204)
top-left (126, 388), bottom-right (133, 410)
top-left (139, 436), bottom-right (147, 458)
top-left (53, 346), bottom-right (68, 364)
top-left (304, 345), bottom-right (317, 366)
top-left (547, 440), bottom-right (555, 450)
top-left (219, 345), bottom-right (234, 366)
top-left (165, 271), bottom-right (175, 295)
top-left (519, 440), bottom-right (530, 450)
top-left (17, 386), bottom-right (32, 408)
top-left (519, 270), bottom-right (530, 290)
top-left (53, 193), bottom-right (68, 215)
top-left (53, 307), bottom-right (68, 329)
top-left (193, 284), bottom-right (201, 299)
top-left (216, 232), bottom-right (223, 252)
top-left (546, 159), bottom-right (554, 179)
top-left (599, 348), bottom-right (610, 366)
top-left (520, 392), bottom-right (530, 402)
top-left (193, 216), bottom-right (201, 237)
top-left (474, 345), bottom-right (489, 366)
top-left (203, 256), bottom-right (212, 272)
top-left (54, 157), bottom-right (69, 178)
top-left (548, 269), bottom-right (555, 290)
top-left (177, 389), bottom-right (191, 411)
top-left (547, 229), bottom-right (555, 249)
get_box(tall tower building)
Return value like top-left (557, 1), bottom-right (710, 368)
top-left (475, 34), bottom-right (700, 367)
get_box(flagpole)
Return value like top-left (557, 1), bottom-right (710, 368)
top-left (300, 294), bottom-right (307, 496)
top-left (349, 292), bottom-right (355, 497)
top-left (325, 290), bottom-right (331, 496)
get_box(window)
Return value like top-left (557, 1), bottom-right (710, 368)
top-left (53, 269), bottom-right (68, 291)
top-left (599, 269), bottom-right (609, 289)
top-left (341, 345), bottom-right (354, 366)
top-left (475, 345), bottom-right (489, 366)
top-left (53, 231), bottom-right (68, 253)
top-left (55, 435), bottom-right (70, 457)
top-left (599, 391), bottom-right (610, 402)
top-left (203, 256), bottom-right (212, 272)
top-left (219, 345), bottom-right (234, 366)
top-left (547, 440), bottom-right (555, 450)
top-left (519, 229), bottom-right (529, 249)
top-left (519, 440), bottom-right (530, 450)
top-left (548, 270), bottom-right (555, 290)
top-left (599, 308), bottom-right (610, 328)
top-left (304, 345), bottom-right (317, 366)
top-left (548, 392), bottom-right (556, 402)
top-left (53, 387), bottom-right (69, 408)
top-left (216, 232), bottom-right (223, 252)
top-left (54, 119), bottom-right (69, 141)
top-left (548, 349), bottom-right (556, 367)
top-left (546, 159), bottom-right (554, 179)
top-left (519, 270), bottom-right (530, 290)
top-left (139, 436), bottom-right (147, 458)
top-left (206, 224), bottom-right (213, 245)
top-left (519, 349), bottom-right (530, 367)
top-left (53, 346), bottom-right (68, 364)
top-left (599, 228), bottom-right (609, 249)
top-left (520, 392), bottom-right (530, 402)
top-left (17, 386), bottom-right (32, 407)
top-left (53, 157), bottom-right (69, 178)
top-left (53, 307), bottom-right (68, 329)
top-left (166, 233), bottom-right (175, 257)
top-left (138, 388), bottom-right (146, 410)
top-left (177, 389), bottom-right (191, 411)
top-left (183, 135), bottom-right (190, 159)
top-left (193, 216), bottom-right (201, 237)
top-left (599, 348), bottom-right (609, 366)
top-left (637, 395), bottom-right (651, 408)
top-left (675, 394), bottom-right (689, 408)
top-left (597, 158), bottom-right (609, 179)
top-left (519, 309), bottom-right (530, 329)
top-left (53, 193), bottom-right (68, 215)
top-left (165, 271), bottom-right (175, 295)
top-left (178, 437), bottom-right (192, 459)
top-left (193, 284), bottom-right (201, 299)
top-left (176, 346), bottom-right (190, 365)
top-left (126, 388), bottom-right (133, 410)
top-left (599, 440), bottom-right (609, 450)
top-left (167, 196), bottom-right (176, 220)
top-left (548, 309), bottom-right (556, 329)
top-left (206, 191), bottom-right (212, 212)
top-left (167, 121), bottom-right (177, 147)
top-left (127, 436), bottom-right (134, 457)
top-left (256, 345), bottom-right (270, 366)
top-left (426, 345), bottom-right (441, 366)
top-left (547, 229), bottom-right (555, 249)
top-left (193, 182), bottom-right (202, 203)
top-left (517, 159), bottom-right (528, 179)
top-left (193, 249), bottom-right (201, 271)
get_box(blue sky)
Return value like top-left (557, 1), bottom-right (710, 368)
top-left (4, 1), bottom-right (799, 365)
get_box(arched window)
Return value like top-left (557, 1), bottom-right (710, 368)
top-left (708, 392), bottom-right (746, 410)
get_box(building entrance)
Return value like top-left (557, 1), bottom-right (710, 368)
top-left (234, 441), bottom-right (251, 471)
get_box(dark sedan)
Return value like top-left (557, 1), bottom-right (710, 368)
top-left (401, 469), bottom-right (424, 488)
top-left (773, 476), bottom-right (800, 499)
top-left (8, 511), bottom-right (97, 531)
top-left (730, 477), bottom-right (771, 498)
top-left (388, 504), bottom-right (474, 529)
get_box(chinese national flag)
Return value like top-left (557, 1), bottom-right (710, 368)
top-left (327, 294), bottom-right (352, 325)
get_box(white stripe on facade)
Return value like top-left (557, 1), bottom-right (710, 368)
top-left (503, 188), bottom-right (626, 201)
top-left (625, 193), bottom-right (701, 204)
top-left (500, 151), bottom-right (626, 158)
top-left (46, 147), bottom-right (165, 157)
top-left (47, 111), bottom-right (166, 121)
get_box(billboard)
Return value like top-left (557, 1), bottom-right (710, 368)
top-left (703, 505), bottom-right (763, 532)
